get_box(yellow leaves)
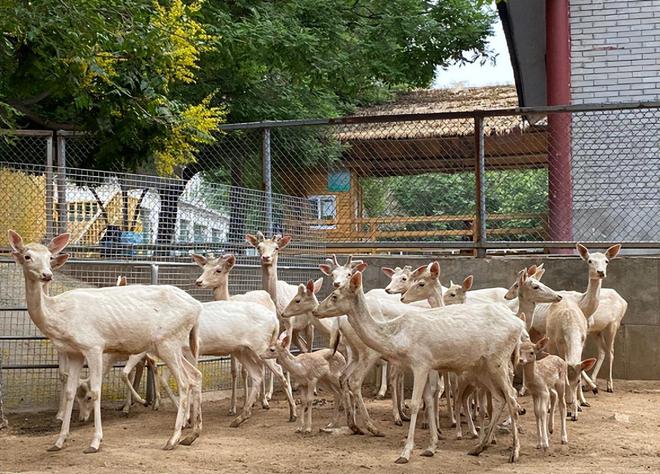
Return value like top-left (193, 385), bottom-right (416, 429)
top-left (152, 0), bottom-right (214, 84)
top-left (154, 94), bottom-right (226, 176)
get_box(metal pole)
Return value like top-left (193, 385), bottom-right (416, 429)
top-left (56, 132), bottom-right (67, 235)
top-left (546, 0), bottom-right (573, 253)
top-left (45, 134), bottom-right (55, 240)
top-left (474, 115), bottom-right (487, 257)
top-left (145, 264), bottom-right (160, 405)
top-left (262, 127), bottom-right (273, 236)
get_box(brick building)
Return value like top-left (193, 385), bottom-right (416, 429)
top-left (499, 0), bottom-right (660, 243)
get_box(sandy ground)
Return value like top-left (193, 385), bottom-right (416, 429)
top-left (2, 380), bottom-right (660, 473)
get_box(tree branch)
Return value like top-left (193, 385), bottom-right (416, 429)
top-left (6, 99), bottom-right (80, 130)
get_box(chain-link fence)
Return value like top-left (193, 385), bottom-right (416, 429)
top-left (201, 101), bottom-right (660, 254)
top-left (2, 99), bottom-right (660, 409)
top-left (0, 147), bottom-right (325, 410)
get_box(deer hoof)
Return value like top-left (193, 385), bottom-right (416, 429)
top-left (420, 449), bottom-right (434, 457)
top-left (180, 433), bottom-right (199, 446)
top-left (394, 456), bottom-right (409, 464)
top-left (83, 446), bottom-right (100, 454)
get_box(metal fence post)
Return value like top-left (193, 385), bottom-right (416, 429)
top-left (262, 127), bottom-right (273, 236)
top-left (145, 264), bottom-right (160, 405)
top-left (56, 132), bottom-right (67, 235)
top-left (474, 114), bottom-right (487, 258)
top-left (45, 133), bottom-right (55, 240)
top-left (0, 353), bottom-right (7, 430)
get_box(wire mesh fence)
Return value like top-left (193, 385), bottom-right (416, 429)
top-left (2, 99), bottom-right (660, 410)
top-left (0, 156), bottom-right (325, 410)
top-left (209, 101), bottom-right (660, 252)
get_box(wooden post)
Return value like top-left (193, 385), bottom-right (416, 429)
top-left (474, 114), bottom-right (487, 257)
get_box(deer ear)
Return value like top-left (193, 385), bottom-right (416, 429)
top-left (429, 261), bottom-right (440, 279)
top-left (526, 264), bottom-right (538, 277)
top-left (581, 358), bottom-right (597, 372)
top-left (463, 275), bottom-right (473, 291)
top-left (319, 264), bottom-right (333, 276)
top-left (223, 254), bottom-right (236, 271)
top-left (277, 235), bottom-right (292, 249)
top-left (519, 312), bottom-right (527, 323)
top-left (534, 267), bottom-right (546, 281)
top-left (535, 337), bottom-right (549, 352)
top-left (381, 267), bottom-right (395, 278)
top-left (517, 269), bottom-right (527, 287)
top-left (313, 277), bottom-right (323, 294)
top-left (411, 265), bottom-right (426, 278)
top-left (349, 271), bottom-right (363, 292)
top-left (353, 262), bottom-right (368, 273)
top-left (51, 253), bottom-right (69, 271)
top-left (245, 234), bottom-right (259, 247)
top-left (8, 230), bottom-right (24, 252)
top-left (306, 279), bottom-right (315, 294)
top-left (48, 233), bottom-right (70, 255)
top-left (576, 243), bottom-right (589, 261)
top-left (605, 244), bottom-right (621, 259)
top-left (191, 254), bottom-right (207, 267)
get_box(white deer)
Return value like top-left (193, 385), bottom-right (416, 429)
top-left (315, 270), bottom-right (526, 464)
top-left (508, 244), bottom-right (624, 394)
top-left (9, 230), bottom-right (202, 452)
top-left (192, 253), bottom-right (277, 411)
top-left (245, 232), bottom-right (314, 353)
top-left (192, 255), bottom-right (297, 425)
top-left (261, 332), bottom-right (355, 434)
top-left (283, 270), bottom-right (387, 436)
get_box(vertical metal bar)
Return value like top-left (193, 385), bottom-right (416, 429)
top-left (546, 0), bottom-right (573, 252)
top-left (262, 127), bottom-right (273, 236)
top-left (45, 134), bottom-right (55, 240)
top-left (56, 132), bottom-right (67, 235)
top-left (145, 264), bottom-right (159, 405)
top-left (474, 115), bottom-right (487, 257)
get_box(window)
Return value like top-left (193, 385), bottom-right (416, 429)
top-left (178, 219), bottom-right (191, 242)
top-left (193, 224), bottom-right (207, 243)
top-left (211, 228), bottom-right (223, 243)
top-left (308, 195), bottom-right (337, 229)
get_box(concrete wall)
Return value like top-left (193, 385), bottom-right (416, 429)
top-left (354, 255), bottom-right (659, 380)
top-left (570, 0), bottom-right (660, 242)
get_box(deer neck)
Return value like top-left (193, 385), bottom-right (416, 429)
top-left (517, 294), bottom-right (536, 325)
top-left (277, 350), bottom-right (304, 377)
top-left (522, 361), bottom-right (538, 387)
top-left (347, 290), bottom-right (398, 357)
top-left (262, 256), bottom-right (279, 304)
top-left (578, 277), bottom-right (601, 318)
top-left (427, 281), bottom-right (445, 308)
top-left (23, 276), bottom-right (53, 336)
top-left (212, 281), bottom-right (230, 301)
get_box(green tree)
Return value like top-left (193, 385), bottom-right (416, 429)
top-left (0, 0), bottom-right (224, 174)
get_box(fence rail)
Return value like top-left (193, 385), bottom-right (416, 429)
top-left (2, 99), bottom-right (660, 409)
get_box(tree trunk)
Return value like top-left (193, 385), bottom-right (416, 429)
top-left (156, 183), bottom-right (185, 252)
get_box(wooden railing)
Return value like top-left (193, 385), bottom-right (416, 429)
top-left (308, 213), bottom-right (547, 242)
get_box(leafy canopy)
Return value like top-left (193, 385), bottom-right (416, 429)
top-left (0, 0), bottom-right (224, 174)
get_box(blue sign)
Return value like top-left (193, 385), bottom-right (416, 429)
top-left (328, 170), bottom-right (350, 192)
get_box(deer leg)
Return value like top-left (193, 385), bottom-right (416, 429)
top-left (49, 353), bottom-right (83, 452)
top-left (395, 367), bottom-right (430, 464)
top-left (229, 356), bottom-right (238, 415)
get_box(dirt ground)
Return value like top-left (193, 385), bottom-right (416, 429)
top-left (2, 380), bottom-right (660, 473)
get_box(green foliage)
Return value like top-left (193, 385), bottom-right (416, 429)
top-left (1, 0), bottom-right (495, 177)
top-left (369, 169), bottom-right (548, 241)
top-left (0, 0), bottom-right (223, 174)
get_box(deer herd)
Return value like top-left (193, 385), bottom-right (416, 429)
top-left (7, 229), bottom-right (626, 464)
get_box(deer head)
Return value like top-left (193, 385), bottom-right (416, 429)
top-left (245, 232), bottom-right (291, 266)
top-left (192, 253), bottom-right (236, 288)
